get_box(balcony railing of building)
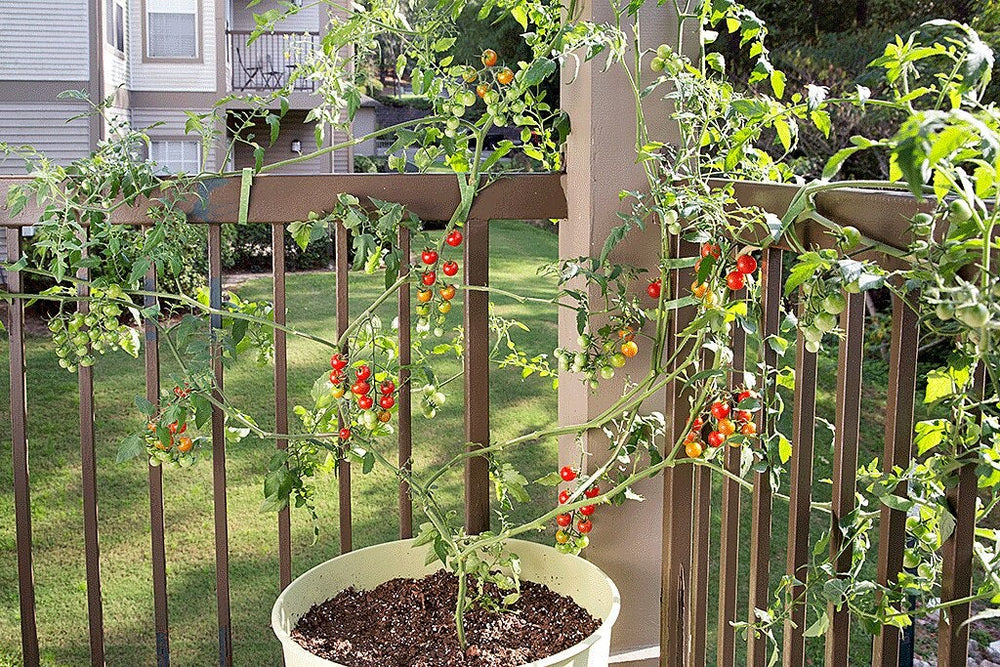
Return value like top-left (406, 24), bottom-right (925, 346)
top-left (0, 173), bottom-right (984, 667)
top-left (229, 30), bottom-right (319, 92)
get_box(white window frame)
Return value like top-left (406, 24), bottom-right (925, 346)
top-left (144, 0), bottom-right (200, 61)
top-left (149, 140), bottom-right (202, 174)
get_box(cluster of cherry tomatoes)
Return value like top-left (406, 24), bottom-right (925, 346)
top-left (330, 354), bottom-right (398, 436)
top-left (553, 323), bottom-right (641, 388)
top-left (146, 406), bottom-right (197, 468)
top-left (416, 230), bottom-right (463, 325)
top-left (683, 389), bottom-right (758, 457)
top-left (691, 243), bottom-right (759, 305)
top-left (463, 49), bottom-right (515, 103)
top-left (554, 466), bottom-right (600, 554)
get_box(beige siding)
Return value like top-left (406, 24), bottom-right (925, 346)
top-left (129, 0), bottom-right (217, 91)
top-left (0, 0), bottom-right (91, 80)
top-left (0, 102), bottom-right (91, 170)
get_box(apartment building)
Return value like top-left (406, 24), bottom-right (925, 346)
top-left (0, 0), bottom-right (374, 174)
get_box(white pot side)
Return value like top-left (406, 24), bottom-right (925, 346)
top-left (272, 538), bottom-right (621, 667)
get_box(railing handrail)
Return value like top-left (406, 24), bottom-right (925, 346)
top-left (226, 28), bottom-right (321, 35)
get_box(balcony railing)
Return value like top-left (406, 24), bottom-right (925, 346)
top-left (0, 173), bottom-right (983, 667)
top-left (228, 30), bottom-right (319, 92)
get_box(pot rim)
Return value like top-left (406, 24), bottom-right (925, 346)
top-left (271, 537), bottom-right (621, 667)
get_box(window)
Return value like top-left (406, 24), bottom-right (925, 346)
top-left (149, 140), bottom-right (201, 174)
top-left (115, 4), bottom-right (125, 52)
top-left (106, 0), bottom-right (125, 52)
top-left (146, 0), bottom-right (198, 59)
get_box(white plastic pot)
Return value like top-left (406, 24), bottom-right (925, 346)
top-left (272, 538), bottom-right (621, 667)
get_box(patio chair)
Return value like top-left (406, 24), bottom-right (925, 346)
top-left (234, 47), bottom-right (262, 90)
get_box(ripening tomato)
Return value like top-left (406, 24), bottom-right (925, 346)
top-left (177, 436), bottom-right (193, 453)
top-left (168, 421), bottom-right (187, 435)
top-left (440, 285), bottom-right (456, 300)
top-left (647, 279), bottom-right (662, 299)
top-left (736, 254), bottom-right (758, 275)
top-left (555, 529), bottom-right (570, 544)
top-left (439, 301), bottom-right (452, 314)
top-left (685, 440), bottom-right (703, 458)
top-left (378, 410), bottom-right (392, 423)
top-left (735, 410), bottom-right (753, 423)
top-left (442, 261), bottom-right (459, 277)
top-left (496, 67), bottom-right (514, 85)
top-left (710, 401), bottom-right (730, 420)
top-left (741, 422), bottom-right (757, 436)
top-left (421, 249), bottom-right (438, 265)
top-left (718, 418), bottom-right (736, 436)
top-left (691, 281), bottom-right (708, 299)
top-left (707, 431), bottom-right (727, 447)
top-left (701, 243), bottom-right (721, 259)
top-left (481, 49), bottom-right (498, 67)
top-left (331, 385), bottom-right (346, 399)
top-left (726, 271), bottom-right (745, 291)
top-left (418, 289), bottom-right (433, 303)
top-left (560, 465), bottom-right (577, 482)
top-left (621, 341), bottom-right (639, 358)
top-left (476, 83), bottom-right (490, 99)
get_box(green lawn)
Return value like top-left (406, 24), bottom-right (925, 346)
top-left (0, 220), bottom-right (561, 665)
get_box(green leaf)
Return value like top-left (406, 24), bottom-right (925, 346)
top-left (135, 396), bottom-right (156, 416)
top-left (774, 119), bottom-right (792, 152)
top-left (523, 58), bottom-right (556, 87)
top-left (802, 611), bottom-right (829, 638)
top-left (778, 436), bottom-right (792, 464)
top-left (769, 69), bottom-right (785, 99)
top-left (534, 471), bottom-right (563, 486)
top-left (116, 433), bottom-right (146, 463)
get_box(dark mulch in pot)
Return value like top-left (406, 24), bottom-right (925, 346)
top-left (289, 569), bottom-right (601, 666)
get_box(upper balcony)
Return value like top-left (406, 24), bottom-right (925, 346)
top-left (228, 30), bottom-right (319, 93)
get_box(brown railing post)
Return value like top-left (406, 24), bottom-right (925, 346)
top-left (335, 219), bottom-right (353, 553)
top-left (937, 365), bottom-right (986, 666)
top-left (783, 300), bottom-right (818, 667)
top-left (825, 291), bottom-right (865, 664)
top-left (272, 223), bottom-right (293, 590)
top-left (661, 237), bottom-right (699, 667)
top-left (208, 224), bottom-right (234, 666)
top-left (6, 227), bottom-right (40, 667)
top-left (717, 319), bottom-right (747, 667)
top-left (463, 217), bottom-right (490, 534)
top-left (747, 247), bottom-right (782, 667)
top-left (397, 226), bottom-right (413, 539)
top-left (143, 262), bottom-right (170, 666)
top-left (77, 228), bottom-right (106, 666)
top-left (872, 294), bottom-right (919, 666)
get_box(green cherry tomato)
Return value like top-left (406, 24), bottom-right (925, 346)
top-left (935, 303), bottom-right (954, 321)
top-left (577, 334), bottom-right (591, 349)
top-left (955, 303), bottom-right (989, 329)
top-left (656, 44), bottom-right (671, 59)
top-left (610, 353), bottom-right (627, 368)
top-left (599, 366), bottom-right (615, 380)
top-left (650, 57), bottom-right (665, 72)
top-left (574, 535), bottom-right (590, 549)
top-left (815, 312), bottom-right (838, 333)
top-left (805, 339), bottom-right (821, 354)
top-left (822, 293), bottom-right (847, 315)
top-left (948, 199), bottom-right (973, 224)
top-left (839, 226), bottom-right (862, 250)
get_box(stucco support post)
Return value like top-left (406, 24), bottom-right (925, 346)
top-left (559, 0), bottom-right (690, 663)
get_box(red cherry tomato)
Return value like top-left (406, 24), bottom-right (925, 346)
top-left (558, 489), bottom-right (570, 504)
top-left (736, 254), bottom-right (758, 275)
top-left (421, 249), bottom-right (438, 265)
top-left (329, 370), bottom-right (343, 384)
top-left (584, 485), bottom-right (600, 499)
top-left (737, 390), bottom-right (753, 402)
top-left (577, 519), bottom-right (593, 534)
top-left (446, 231), bottom-right (463, 247)
top-left (692, 417), bottom-right (704, 429)
top-left (726, 271), bottom-right (745, 291)
top-left (701, 243), bottom-right (721, 259)
top-left (556, 513), bottom-right (572, 527)
top-left (481, 49), bottom-right (498, 67)
top-left (330, 353), bottom-right (348, 370)
top-left (559, 465), bottom-right (576, 482)
top-left (708, 431), bottom-right (727, 447)
top-left (356, 365), bottom-right (372, 381)
top-left (442, 261), bottom-right (459, 277)
top-left (339, 427), bottom-right (351, 440)
top-left (580, 504), bottom-right (595, 516)
top-left (735, 410), bottom-right (753, 423)
top-left (351, 381), bottom-right (370, 396)
top-left (422, 271), bottom-right (436, 286)
top-left (379, 395), bottom-right (395, 409)
top-left (358, 395), bottom-right (374, 410)
top-left (380, 380), bottom-right (395, 395)
top-left (710, 401), bottom-right (730, 420)
top-left (647, 279), bottom-right (662, 299)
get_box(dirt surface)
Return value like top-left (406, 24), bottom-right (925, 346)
top-left (290, 570), bottom-right (601, 666)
